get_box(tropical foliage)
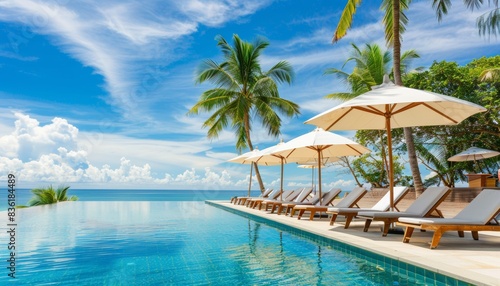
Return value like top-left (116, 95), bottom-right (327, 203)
top-left (330, 0), bottom-right (499, 191)
top-left (189, 34), bottom-right (300, 192)
top-left (324, 43), bottom-right (421, 100)
top-left (27, 185), bottom-right (78, 207)
top-left (353, 129), bottom-right (412, 188)
top-left (404, 56), bottom-right (500, 187)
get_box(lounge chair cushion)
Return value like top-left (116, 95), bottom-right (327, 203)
top-left (403, 186), bottom-right (449, 215)
top-left (369, 186), bottom-right (408, 211)
top-left (333, 187), bottom-right (366, 208)
top-left (359, 186), bottom-right (449, 218)
top-left (399, 189), bottom-right (500, 225)
top-left (293, 188), bottom-right (312, 203)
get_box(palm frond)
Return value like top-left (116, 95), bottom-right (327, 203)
top-left (479, 67), bottom-right (500, 81)
top-left (431, 0), bottom-right (452, 22)
top-left (400, 49), bottom-right (421, 74)
top-left (477, 8), bottom-right (500, 36)
top-left (324, 92), bottom-right (358, 100)
top-left (333, 0), bottom-right (362, 43)
top-left (56, 185), bottom-right (70, 201)
top-left (265, 61), bottom-right (294, 84)
top-left (382, 0), bottom-right (410, 45)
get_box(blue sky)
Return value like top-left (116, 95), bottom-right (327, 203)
top-left (0, 0), bottom-right (498, 190)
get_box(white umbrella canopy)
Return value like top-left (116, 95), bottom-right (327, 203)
top-left (272, 128), bottom-right (370, 204)
top-left (228, 149), bottom-right (262, 196)
top-left (306, 76), bottom-right (487, 209)
top-left (448, 147), bottom-right (500, 173)
top-left (228, 149), bottom-right (261, 164)
top-left (448, 147), bottom-right (500, 162)
top-left (247, 142), bottom-right (324, 200)
top-left (247, 142), bottom-right (287, 166)
top-left (306, 77), bottom-right (487, 131)
top-left (247, 142), bottom-right (288, 200)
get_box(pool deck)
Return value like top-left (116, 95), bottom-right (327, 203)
top-left (208, 197), bottom-right (500, 286)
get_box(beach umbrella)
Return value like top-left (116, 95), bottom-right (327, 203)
top-left (306, 75), bottom-right (487, 210)
top-left (228, 149), bottom-right (262, 196)
top-left (448, 146), bottom-right (500, 173)
top-left (272, 128), bottom-right (370, 204)
top-left (298, 157), bottom-right (339, 192)
top-left (298, 164), bottom-right (317, 192)
top-left (448, 147), bottom-right (500, 162)
top-left (247, 142), bottom-right (288, 200)
top-left (247, 141), bottom-right (315, 201)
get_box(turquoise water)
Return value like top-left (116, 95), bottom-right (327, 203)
top-left (0, 199), bottom-right (469, 285)
top-left (1, 189), bottom-right (253, 211)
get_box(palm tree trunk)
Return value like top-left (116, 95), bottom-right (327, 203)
top-left (392, 0), bottom-right (424, 195)
top-left (404, 127), bottom-right (424, 193)
top-left (252, 163), bottom-right (266, 194)
top-left (245, 116), bottom-right (266, 193)
top-left (379, 130), bottom-right (390, 186)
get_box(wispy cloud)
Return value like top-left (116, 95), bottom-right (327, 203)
top-left (0, 0), bottom-right (272, 126)
top-left (403, 1), bottom-right (498, 63)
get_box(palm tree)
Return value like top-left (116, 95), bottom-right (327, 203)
top-left (188, 34), bottom-right (300, 192)
top-left (332, 0), bottom-right (424, 193)
top-left (28, 185), bottom-right (78, 206)
top-left (324, 43), bottom-right (420, 100)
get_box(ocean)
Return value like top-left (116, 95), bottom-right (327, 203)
top-left (2, 189), bottom-right (258, 211)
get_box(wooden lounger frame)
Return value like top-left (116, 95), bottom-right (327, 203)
top-left (397, 210), bottom-right (500, 249)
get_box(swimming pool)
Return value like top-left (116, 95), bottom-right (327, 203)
top-left (1, 201), bottom-right (469, 285)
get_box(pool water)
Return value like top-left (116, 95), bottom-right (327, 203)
top-left (0, 201), bottom-right (468, 285)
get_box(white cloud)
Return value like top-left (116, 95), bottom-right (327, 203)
top-left (0, 112), bottom-right (257, 189)
top-left (175, 0), bottom-right (270, 26)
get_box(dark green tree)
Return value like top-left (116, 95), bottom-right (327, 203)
top-left (404, 56), bottom-right (500, 186)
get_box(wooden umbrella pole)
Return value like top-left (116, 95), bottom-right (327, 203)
top-left (248, 163), bottom-right (253, 197)
top-left (318, 149), bottom-right (322, 205)
top-left (280, 157), bottom-right (284, 201)
top-left (386, 110), bottom-right (395, 212)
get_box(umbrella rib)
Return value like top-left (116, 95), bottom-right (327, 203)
top-left (390, 102), bottom-right (459, 124)
top-left (356, 106), bottom-right (385, 115)
top-left (421, 103), bottom-right (459, 124)
top-left (346, 144), bottom-right (364, 155)
top-left (391, 102), bottom-right (420, 114)
top-left (326, 106), bottom-right (384, 130)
